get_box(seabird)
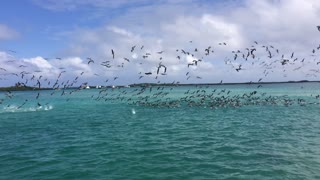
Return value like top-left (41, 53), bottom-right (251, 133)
top-left (131, 45), bottom-right (136, 52)
top-left (111, 49), bottom-right (115, 59)
top-left (87, 58), bottom-right (94, 64)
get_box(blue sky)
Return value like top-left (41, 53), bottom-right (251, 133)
top-left (0, 0), bottom-right (238, 57)
top-left (1, 0), bottom-right (320, 86)
top-left (0, 0), bottom-right (95, 57)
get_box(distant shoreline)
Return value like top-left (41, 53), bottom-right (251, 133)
top-left (1, 80), bottom-right (319, 91)
top-left (128, 80), bottom-right (320, 87)
top-left (0, 86), bottom-right (53, 92)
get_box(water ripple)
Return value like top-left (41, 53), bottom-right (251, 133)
top-left (1, 98), bottom-right (320, 179)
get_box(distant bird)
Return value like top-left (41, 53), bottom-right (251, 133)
top-left (317, 26), bottom-right (320, 32)
top-left (157, 64), bottom-right (167, 74)
top-left (187, 63), bottom-right (194, 68)
top-left (281, 59), bottom-right (289, 65)
top-left (291, 52), bottom-right (294, 58)
top-left (17, 99), bottom-right (28, 109)
top-left (111, 49), bottom-right (115, 59)
top-left (131, 45), bottom-right (136, 52)
top-left (36, 80), bottom-right (41, 89)
top-left (235, 65), bottom-right (242, 72)
top-left (87, 58), bottom-right (94, 64)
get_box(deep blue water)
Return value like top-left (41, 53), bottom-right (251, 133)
top-left (1, 83), bottom-right (320, 179)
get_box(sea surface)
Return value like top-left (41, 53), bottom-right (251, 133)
top-left (1, 82), bottom-right (320, 179)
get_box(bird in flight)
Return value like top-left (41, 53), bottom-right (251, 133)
top-left (131, 45), bottom-right (136, 52)
top-left (111, 49), bottom-right (115, 59)
top-left (87, 58), bottom-right (94, 64)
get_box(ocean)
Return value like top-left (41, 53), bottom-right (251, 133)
top-left (1, 82), bottom-right (320, 179)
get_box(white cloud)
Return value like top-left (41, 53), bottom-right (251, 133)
top-left (107, 26), bottom-right (134, 38)
top-left (42, 0), bottom-right (320, 84)
top-left (3, 0), bottom-right (320, 86)
top-left (0, 51), bottom-right (96, 87)
top-left (23, 57), bottom-right (53, 70)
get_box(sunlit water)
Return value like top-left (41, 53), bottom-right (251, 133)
top-left (1, 83), bottom-right (320, 179)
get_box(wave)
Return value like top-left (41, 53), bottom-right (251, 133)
top-left (0, 104), bottom-right (53, 113)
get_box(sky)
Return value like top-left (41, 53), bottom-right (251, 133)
top-left (1, 0), bottom-right (320, 87)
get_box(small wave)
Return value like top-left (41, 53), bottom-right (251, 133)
top-left (1, 104), bottom-right (53, 113)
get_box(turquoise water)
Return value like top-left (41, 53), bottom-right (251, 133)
top-left (1, 83), bottom-right (320, 179)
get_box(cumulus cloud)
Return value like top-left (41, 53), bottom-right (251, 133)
top-left (56, 0), bottom-right (319, 83)
top-left (23, 57), bottom-right (53, 70)
top-left (0, 51), bottom-right (95, 87)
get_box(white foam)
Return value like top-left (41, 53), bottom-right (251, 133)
top-left (44, 105), bottom-right (53, 111)
top-left (131, 108), bottom-right (136, 114)
top-left (1, 104), bottom-right (53, 113)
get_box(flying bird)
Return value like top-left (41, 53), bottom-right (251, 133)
top-left (157, 64), bottom-right (167, 74)
top-left (131, 45), bottom-right (136, 52)
top-left (87, 58), bottom-right (94, 64)
top-left (111, 49), bottom-right (115, 59)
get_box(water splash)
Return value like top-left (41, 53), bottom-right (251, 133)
top-left (131, 108), bottom-right (136, 115)
top-left (1, 104), bottom-right (53, 113)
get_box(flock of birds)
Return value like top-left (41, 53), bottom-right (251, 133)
top-left (1, 30), bottom-right (320, 110)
